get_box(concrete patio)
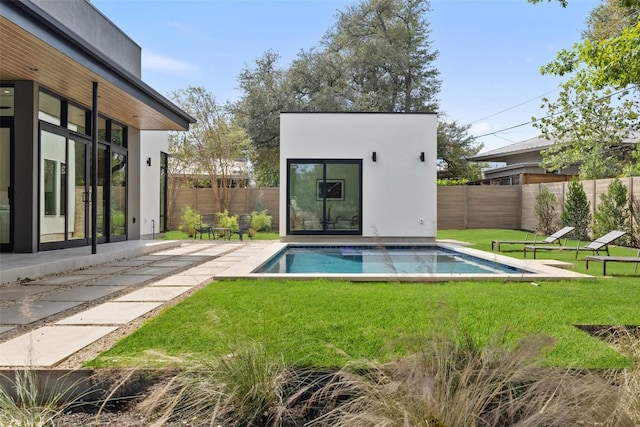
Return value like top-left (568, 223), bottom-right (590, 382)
top-left (0, 240), bottom-right (275, 368)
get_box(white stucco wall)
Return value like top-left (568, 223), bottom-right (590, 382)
top-left (138, 131), bottom-right (169, 238)
top-left (280, 113), bottom-right (437, 240)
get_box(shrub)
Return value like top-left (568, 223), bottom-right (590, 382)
top-left (251, 210), bottom-right (272, 232)
top-left (216, 210), bottom-right (239, 231)
top-left (179, 206), bottom-right (200, 237)
top-left (534, 186), bottom-right (559, 235)
top-left (561, 179), bottom-right (591, 240)
top-left (593, 178), bottom-right (630, 244)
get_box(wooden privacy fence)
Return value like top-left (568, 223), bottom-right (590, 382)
top-left (520, 177), bottom-right (640, 232)
top-left (168, 177), bottom-right (640, 232)
top-left (169, 187), bottom-right (280, 231)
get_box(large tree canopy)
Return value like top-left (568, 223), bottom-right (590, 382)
top-left (533, 0), bottom-right (640, 179)
top-left (237, 0), bottom-right (480, 185)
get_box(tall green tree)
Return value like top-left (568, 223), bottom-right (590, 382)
top-left (593, 178), bottom-right (631, 243)
top-left (561, 179), bottom-right (591, 240)
top-left (169, 86), bottom-right (252, 211)
top-left (437, 120), bottom-right (483, 181)
top-left (533, 0), bottom-right (640, 178)
top-left (235, 51), bottom-right (295, 187)
top-left (311, 0), bottom-right (441, 112)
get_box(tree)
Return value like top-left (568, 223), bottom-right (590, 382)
top-left (237, 0), bottom-right (455, 184)
top-left (534, 82), bottom-right (638, 179)
top-left (169, 86), bottom-right (252, 212)
top-left (437, 120), bottom-right (483, 181)
top-left (535, 186), bottom-right (559, 234)
top-left (533, 1), bottom-right (640, 178)
top-left (593, 178), bottom-right (631, 243)
top-left (236, 51), bottom-right (296, 187)
top-left (582, 0), bottom-right (640, 42)
top-left (561, 179), bottom-right (591, 240)
top-left (312, 0), bottom-right (441, 112)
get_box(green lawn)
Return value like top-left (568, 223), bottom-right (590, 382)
top-left (87, 229), bottom-right (640, 370)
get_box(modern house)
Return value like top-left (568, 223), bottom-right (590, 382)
top-left (468, 136), bottom-right (578, 185)
top-left (0, 0), bottom-right (194, 253)
top-left (280, 112), bottom-right (438, 242)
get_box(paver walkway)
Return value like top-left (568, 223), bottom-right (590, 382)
top-left (0, 241), bottom-right (274, 368)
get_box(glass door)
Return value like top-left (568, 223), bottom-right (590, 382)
top-left (110, 150), bottom-right (127, 240)
top-left (0, 124), bottom-right (11, 251)
top-left (40, 128), bottom-right (91, 248)
top-left (96, 145), bottom-right (108, 243)
top-left (288, 159), bottom-right (361, 235)
top-left (68, 140), bottom-right (88, 244)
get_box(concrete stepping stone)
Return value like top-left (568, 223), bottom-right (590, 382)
top-left (41, 286), bottom-right (125, 302)
top-left (0, 325), bottom-right (117, 367)
top-left (29, 275), bottom-right (89, 285)
top-left (55, 302), bottom-right (163, 325)
top-left (113, 286), bottom-right (193, 302)
top-left (0, 285), bottom-right (58, 301)
top-left (148, 275), bottom-right (212, 287)
top-left (0, 301), bottom-right (83, 325)
top-left (90, 275), bottom-right (156, 286)
top-left (75, 265), bottom-right (131, 275)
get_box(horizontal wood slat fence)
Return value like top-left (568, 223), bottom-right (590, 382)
top-left (168, 177), bottom-right (640, 232)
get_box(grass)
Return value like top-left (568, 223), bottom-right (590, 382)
top-left (87, 228), bottom-right (640, 370)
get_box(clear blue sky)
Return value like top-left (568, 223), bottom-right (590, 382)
top-left (92, 0), bottom-right (599, 152)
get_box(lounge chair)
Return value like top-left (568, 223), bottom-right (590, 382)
top-left (230, 214), bottom-right (252, 241)
top-left (524, 230), bottom-right (627, 260)
top-left (585, 249), bottom-right (640, 275)
top-left (491, 226), bottom-right (575, 251)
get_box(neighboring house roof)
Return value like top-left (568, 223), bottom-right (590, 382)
top-left (470, 132), bottom-right (640, 164)
top-left (0, 0), bottom-right (195, 130)
top-left (468, 136), bottom-right (553, 163)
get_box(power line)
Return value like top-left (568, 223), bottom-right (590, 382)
top-left (469, 88), bottom-right (559, 125)
top-left (474, 84), bottom-right (639, 139)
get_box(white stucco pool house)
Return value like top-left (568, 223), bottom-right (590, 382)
top-left (279, 112), bottom-right (438, 242)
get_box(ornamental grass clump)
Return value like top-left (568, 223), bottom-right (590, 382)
top-left (137, 342), bottom-right (289, 426)
top-left (0, 370), bottom-right (90, 427)
top-left (307, 317), bottom-right (633, 427)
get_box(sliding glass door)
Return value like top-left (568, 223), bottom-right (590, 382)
top-left (288, 159), bottom-right (361, 235)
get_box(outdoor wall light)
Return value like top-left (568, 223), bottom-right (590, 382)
top-left (372, 152), bottom-right (377, 162)
top-left (419, 152), bottom-right (425, 162)
top-left (146, 157), bottom-right (152, 167)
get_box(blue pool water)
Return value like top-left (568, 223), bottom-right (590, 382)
top-left (256, 246), bottom-right (529, 274)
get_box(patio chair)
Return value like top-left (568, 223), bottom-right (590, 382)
top-left (230, 214), bottom-right (252, 241)
top-left (585, 249), bottom-right (640, 276)
top-left (524, 230), bottom-right (627, 260)
top-left (491, 226), bottom-right (575, 251)
top-left (194, 213), bottom-right (215, 240)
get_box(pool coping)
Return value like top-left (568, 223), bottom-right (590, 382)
top-left (216, 241), bottom-right (595, 282)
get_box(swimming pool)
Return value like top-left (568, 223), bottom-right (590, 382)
top-left (217, 242), bottom-right (595, 282)
top-left (257, 245), bottom-right (528, 274)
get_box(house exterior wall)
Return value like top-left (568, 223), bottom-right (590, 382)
top-left (139, 131), bottom-right (169, 238)
top-left (280, 113), bottom-right (437, 240)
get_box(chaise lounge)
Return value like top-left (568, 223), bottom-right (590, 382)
top-left (585, 249), bottom-right (640, 275)
top-left (524, 230), bottom-right (626, 260)
top-left (491, 226), bottom-right (575, 252)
